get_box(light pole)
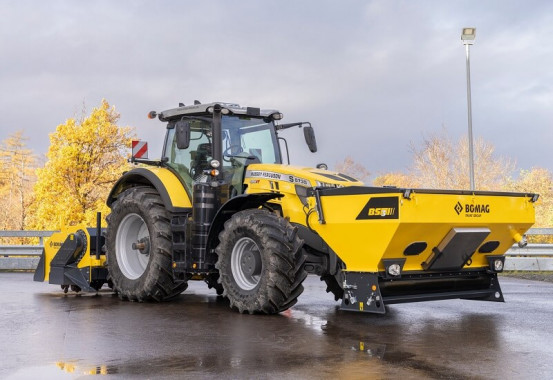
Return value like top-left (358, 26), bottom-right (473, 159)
top-left (461, 27), bottom-right (476, 191)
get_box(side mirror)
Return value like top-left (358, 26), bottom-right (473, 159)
top-left (303, 126), bottom-right (317, 153)
top-left (175, 120), bottom-right (191, 149)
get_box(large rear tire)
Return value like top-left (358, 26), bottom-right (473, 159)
top-left (215, 209), bottom-right (306, 314)
top-left (106, 187), bottom-right (187, 301)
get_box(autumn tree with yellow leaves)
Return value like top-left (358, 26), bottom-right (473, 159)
top-left (0, 131), bottom-right (36, 230)
top-left (360, 131), bottom-right (552, 231)
top-left (29, 100), bottom-right (134, 230)
top-left (506, 167), bottom-right (553, 228)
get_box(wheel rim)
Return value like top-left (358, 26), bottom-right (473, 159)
top-left (231, 237), bottom-right (262, 290)
top-left (115, 213), bottom-right (150, 280)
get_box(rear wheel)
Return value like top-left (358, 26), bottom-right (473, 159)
top-left (106, 187), bottom-right (187, 301)
top-left (215, 209), bottom-right (306, 314)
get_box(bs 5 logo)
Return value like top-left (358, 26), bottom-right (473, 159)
top-left (356, 197), bottom-right (399, 220)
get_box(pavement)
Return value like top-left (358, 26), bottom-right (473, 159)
top-left (1, 272), bottom-right (553, 379)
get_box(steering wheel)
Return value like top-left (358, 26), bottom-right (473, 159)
top-left (223, 145), bottom-right (243, 161)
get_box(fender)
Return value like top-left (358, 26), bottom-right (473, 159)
top-left (205, 192), bottom-right (282, 258)
top-left (107, 167), bottom-right (192, 213)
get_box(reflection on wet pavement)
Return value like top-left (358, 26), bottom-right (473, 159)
top-left (2, 273), bottom-right (553, 379)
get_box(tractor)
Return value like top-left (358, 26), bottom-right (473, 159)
top-left (35, 101), bottom-right (537, 314)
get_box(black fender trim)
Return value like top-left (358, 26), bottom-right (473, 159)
top-left (106, 168), bottom-right (191, 214)
top-left (205, 193), bottom-right (282, 263)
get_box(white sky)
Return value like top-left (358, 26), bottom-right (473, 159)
top-left (1, 0), bottom-right (552, 181)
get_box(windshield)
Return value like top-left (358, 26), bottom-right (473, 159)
top-left (221, 115), bottom-right (281, 166)
top-left (163, 115), bottom-right (280, 196)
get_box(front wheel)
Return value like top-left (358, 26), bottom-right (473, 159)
top-left (106, 187), bottom-right (187, 301)
top-left (215, 209), bottom-right (306, 314)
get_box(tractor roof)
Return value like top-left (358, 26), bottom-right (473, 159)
top-left (158, 102), bottom-right (281, 121)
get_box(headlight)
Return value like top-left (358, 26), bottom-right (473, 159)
top-left (487, 256), bottom-right (505, 272)
top-left (387, 264), bottom-right (401, 276)
top-left (210, 159), bottom-right (220, 168)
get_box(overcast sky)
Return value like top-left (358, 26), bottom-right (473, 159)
top-left (1, 0), bottom-right (551, 181)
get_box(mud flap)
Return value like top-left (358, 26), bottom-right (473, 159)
top-left (340, 272), bottom-right (386, 314)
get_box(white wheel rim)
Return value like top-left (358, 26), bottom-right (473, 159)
top-left (116, 213), bottom-right (150, 280)
top-left (231, 237), bottom-right (262, 291)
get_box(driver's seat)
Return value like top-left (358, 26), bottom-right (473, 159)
top-left (190, 143), bottom-right (212, 181)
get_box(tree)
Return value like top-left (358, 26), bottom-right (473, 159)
top-left (372, 172), bottom-right (416, 188)
top-left (409, 131), bottom-right (514, 190)
top-left (371, 130), bottom-right (553, 232)
top-left (29, 100), bottom-right (134, 230)
top-left (506, 167), bottom-right (553, 229)
top-left (334, 156), bottom-right (370, 183)
top-left (373, 130), bottom-right (514, 190)
top-left (0, 131), bottom-right (36, 230)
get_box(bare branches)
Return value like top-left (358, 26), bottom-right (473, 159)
top-left (334, 156), bottom-right (370, 183)
top-left (0, 131), bottom-right (36, 230)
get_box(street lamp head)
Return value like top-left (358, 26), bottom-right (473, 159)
top-left (461, 27), bottom-right (476, 45)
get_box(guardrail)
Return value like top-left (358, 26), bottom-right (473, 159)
top-left (504, 227), bottom-right (553, 271)
top-left (0, 230), bottom-right (54, 270)
top-left (1, 229), bottom-right (552, 271)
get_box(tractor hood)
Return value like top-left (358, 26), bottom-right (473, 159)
top-left (244, 163), bottom-right (364, 189)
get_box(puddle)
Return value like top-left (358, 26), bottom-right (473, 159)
top-left (283, 308), bottom-right (328, 334)
top-left (351, 341), bottom-right (387, 359)
top-left (5, 362), bottom-right (116, 380)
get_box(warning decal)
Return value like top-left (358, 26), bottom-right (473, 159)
top-left (132, 140), bottom-right (148, 159)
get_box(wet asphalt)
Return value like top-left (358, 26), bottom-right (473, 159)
top-left (1, 272), bottom-right (553, 380)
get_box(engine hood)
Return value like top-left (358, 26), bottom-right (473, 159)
top-left (244, 163), bottom-right (364, 188)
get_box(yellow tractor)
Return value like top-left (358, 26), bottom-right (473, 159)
top-left (35, 101), bottom-right (537, 314)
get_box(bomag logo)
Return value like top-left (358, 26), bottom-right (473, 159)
top-left (454, 201), bottom-right (490, 217)
top-left (356, 197), bottom-right (399, 220)
top-left (49, 241), bottom-right (63, 248)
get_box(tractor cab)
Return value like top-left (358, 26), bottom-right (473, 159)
top-left (162, 111), bottom-right (282, 197)
top-left (145, 102), bottom-right (316, 199)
